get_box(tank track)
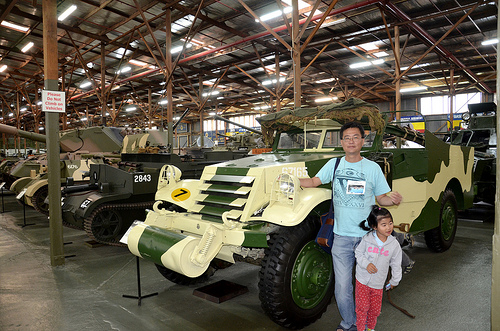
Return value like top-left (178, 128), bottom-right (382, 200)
top-left (84, 201), bottom-right (154, 247)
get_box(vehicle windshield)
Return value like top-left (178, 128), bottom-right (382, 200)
top-left (276, 128), bottom-right (375, 150)
top-left (277, 131), bottom-right (321, 149)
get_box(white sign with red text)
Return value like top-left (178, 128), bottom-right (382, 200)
top-left (42, 90), bottom-right (66, 113)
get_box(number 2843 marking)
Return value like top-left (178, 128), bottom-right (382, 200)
top-left (134, 174), bottom-right (152, 183)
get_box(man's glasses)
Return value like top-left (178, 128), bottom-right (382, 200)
top-left (342, 136), bottom-right (363, 142)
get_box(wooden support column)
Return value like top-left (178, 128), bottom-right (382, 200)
top-left (34, 83), bottom-right (40, 152)
top-left (492, 3), bottom-right (500, 326)
top-left (449, 67), bottom-right (455, 130)
top-left (292, 0), bottom-right (301, 108)
top-left (148, 88), bottom-right (152, 129)
top-left (165, 8), bottom-right (173, 152)
top-left (101, 42), bottom-right (107, 126)
top-left (43, 0), bottom-right (64, 267)
top-left (394, 26), bottom-right (401, 119)
top-left (199, 74), bottom-right (204, 147)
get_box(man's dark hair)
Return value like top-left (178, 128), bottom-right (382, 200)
top-left (340, 121), bottom-right (365, 139)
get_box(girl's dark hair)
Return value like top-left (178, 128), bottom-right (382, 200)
top-left (359, 205), bottom-right (393, 231)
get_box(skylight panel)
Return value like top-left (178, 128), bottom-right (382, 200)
top-left (172, 15), bottom-right (194, 33)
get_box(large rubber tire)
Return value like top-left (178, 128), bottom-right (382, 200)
top-left (32, 186), bottom-right (49, 216)
top-left (155, 263), bottom-right (217, 286)
top-left (424, 189), bottom-right (458, 252)
top-left (258, 216), bottom-right (334, 329)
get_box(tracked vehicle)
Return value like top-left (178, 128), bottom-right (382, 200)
top-left (6, 126), bottom-right (126, 213)
top-left (61, 127), bottom-right (256, 245)
top-left (124, 98), bottom-right (473, 329)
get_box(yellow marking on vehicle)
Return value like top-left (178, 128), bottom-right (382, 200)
top-left (172, 188), bottom-right (191, 201)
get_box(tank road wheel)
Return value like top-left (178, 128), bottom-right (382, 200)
top-left (425, 189), bottom-right (458, 252)
top-left (155, 264), bottom-right (216, 286)
top-left (85, 208), bottom-right (123, 244)
top-left (258, 215), bottom-right (334, 329)
top-left (32, 186), bottom-right (49, 216)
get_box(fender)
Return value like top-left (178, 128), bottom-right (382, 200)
top-left (24, 178), bottom-right (49, 200)
top-left (261, 187), bottom-right (331, 226)
top-left (10, 176), bottom-right (34, 193)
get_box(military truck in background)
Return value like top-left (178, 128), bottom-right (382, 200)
top-left (123, 98), bottom-right (474, 329)
top-left (449, 102), bottom-right (496, 204)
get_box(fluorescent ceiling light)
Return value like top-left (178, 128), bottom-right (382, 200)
top-left (39, 127), bottom-right (44, 131)
top-left (37, 101), bottom-right (42, 105)
top-left (171, 44), bottom-right (192, 54)
top-left (400, 86), bottom-right (428, 93)
top-left (256, 7), bottom-right (293, 22)
top-left (400, 63), bottom-right (430, 71)
top-left (126, 106), bottom-right (137, 112)
top-left (1, 21), bottom-right (29, 32)
top-left (350, 59), bottom-right (384, 69)
top-left (81, 117), bottom-right (88, 121)
top-left (0, 65), bottom-right (7, 73)
top-left (58, 5), bottom-right (77, 21)
top-left (321, 17), bottom-right (346, 27)
top-left (262, 77), bottom-right (286, 85)
top-left (21, 42), bottom-right (34, 53)
top-left (129, 59), bottom-right (148, 66)
top-left (315, 96), bottom-right (338, 103)
top-left (158, 100), bottom-right (168, 105)
top-left (79, 81), bottom-right (92, 88)
top-left (373, 51), bottom-right (389, 58)
top-left (20, 107), bottom-right (27, 112)
top-left (481, 38), bottom-right (498, 45)
top-left (315, 77), bottom-right (335, 84)
top-left (9, 113), bottom-right (14, 117)
top-left (202, 91), bottom-right (220, 97)
top-left (254, 105), bottom-right (271, 110)
top-left (116, 66), bottom-right (131, 74)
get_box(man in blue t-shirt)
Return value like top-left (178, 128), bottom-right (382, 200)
top-left (300, 121), bottom-right (402, 331)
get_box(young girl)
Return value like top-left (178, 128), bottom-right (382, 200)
top-left (354, 205), bottom-right (403, 331)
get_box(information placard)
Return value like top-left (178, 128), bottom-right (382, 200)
top-left (42, 90), bottom-right (66, 113)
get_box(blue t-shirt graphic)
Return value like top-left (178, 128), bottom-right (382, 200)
top-left (316, 157), bottom-right (390, 237)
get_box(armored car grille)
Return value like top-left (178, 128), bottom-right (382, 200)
top-left (192, 174), bottom-right (255, 222)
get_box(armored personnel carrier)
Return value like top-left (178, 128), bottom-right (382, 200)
top-left (61, 125), bottom-right (260, 246)
top-left (450, 102), bottom-right (496, 204)
top-left (124, 98), bottom-right (473, 329)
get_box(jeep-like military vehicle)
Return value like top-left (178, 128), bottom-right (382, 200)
top-left (124, 98), bottom-right (473, 329)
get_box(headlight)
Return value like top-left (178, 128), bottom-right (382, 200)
top-left (279, 174), bottom-right (295, 194)
top-left (158, 164), bottom-right (182, 188)
top-left (271, 172), bottom-right (300, 205)
top-left (462, 112), bottom-right (471, 121)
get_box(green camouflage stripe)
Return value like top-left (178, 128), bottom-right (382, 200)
top-left (137, 226), bottom-right (186, 265)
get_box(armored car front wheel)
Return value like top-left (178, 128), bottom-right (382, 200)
top-left (424, 189), bottom-right (458, 252)
top-left (258, 215), bottom-right (334, 329)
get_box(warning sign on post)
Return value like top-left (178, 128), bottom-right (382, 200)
top-left (42, 90), bottom-right (66, 113)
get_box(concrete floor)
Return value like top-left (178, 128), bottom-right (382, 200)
top-left (0, 192), bottom-right (493, 331)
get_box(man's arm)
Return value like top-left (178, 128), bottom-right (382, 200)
top-left (376, 191), bottom-right (402, 206)
top-left (299, 177), bottom-right (322, 188)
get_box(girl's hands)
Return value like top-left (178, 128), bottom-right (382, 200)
top-left (366, 263), bottom-right (378, 274)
